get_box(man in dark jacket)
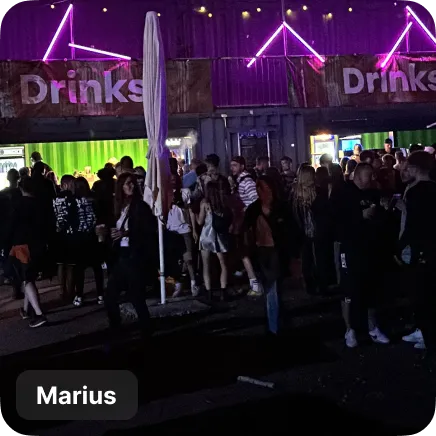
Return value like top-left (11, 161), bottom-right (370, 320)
top-left (338, 163), bottom-right (390, 349)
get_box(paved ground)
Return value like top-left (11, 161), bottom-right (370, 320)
top-left (1, 275), bottom-right (435, 435)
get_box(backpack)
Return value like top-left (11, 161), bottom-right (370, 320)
top-left (212, 208), bottom-right (233, 234)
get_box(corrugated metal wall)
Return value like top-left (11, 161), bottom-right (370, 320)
top-left (1, 0), bottom-right (434, 108)
top-left (361, 132), bottom-right (390, 150)
top-left (22, 138), bottom-right (149, 176)
top-left (397, 129), bottom-right (436, 147)
top-left (212, 58), bottom-right (288, 107)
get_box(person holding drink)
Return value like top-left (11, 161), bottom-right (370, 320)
top-left (104, 173), bottom-right (157, 339)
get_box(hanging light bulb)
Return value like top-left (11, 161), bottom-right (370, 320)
top-left (286, 9), bottom-right (292, 16)
top-left (50, 4), bottom-right (55, 9)
top-left (303, 5), bottom-right (308, 11)
top-left (157, 13), bottom-right (161, 16)
top-left (327, 12), bottom-right (333, 18)
top-left (102, 7), bottom-right (108, 12)
top-left (256, 7), bottom-right (261, 12)
top-left (348, 7), bottom-right (353, 12)
top-left (208, 12), bottom-right (212, 17)
top-left (199, 6), bottom-right (206, 13)
top-left (242, 10), bottom-right (250, 19)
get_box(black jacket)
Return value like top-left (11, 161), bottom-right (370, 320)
top-left (124, 199), bottom-right (158, 268)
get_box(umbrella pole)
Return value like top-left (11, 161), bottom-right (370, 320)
top-left (158, 216), bottom-right (166, 304)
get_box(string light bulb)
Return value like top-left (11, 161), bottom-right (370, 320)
top-left (208, 12), bottom-right (212, 17)
top-left (348, 7), bottom-right (353, 12)
top-left (286, 9), bottom-right (292, 16)
top-left (102, 7), bottom-right (108, 12)
top-left (303, 5), bottom-right (308, 11)
top-left (50, 4), bottom-right (55, 9)
top-left (157, 12), bottom-right (161, 16)
top-left (327, 12), bottom-right (333, 18)
top-left (256, 7), bottom-right (261, 12)
top-left (199, 6), bottom-right (206, 13)
top-left (242, 10), bottom-right (250, 18)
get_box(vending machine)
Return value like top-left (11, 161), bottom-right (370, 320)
top-left (310, 134), bottom-right (337, 167)
top-left (0, 146), bottom-right (25, 190)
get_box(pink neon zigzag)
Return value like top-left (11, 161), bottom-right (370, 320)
top-left (247, 21), bottom-right (325, 67)
top-left (42, 4), bottom-right (130, 61)
top-left (406, 6), bottom-right (436, 46)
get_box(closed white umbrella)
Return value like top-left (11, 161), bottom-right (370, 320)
top-left (143, 11), bottom-right (172, 304)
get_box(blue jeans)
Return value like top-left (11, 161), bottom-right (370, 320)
top-left (257, 246), bottom-right (281, 334)
top-left (265, 280), bottom-right (279, 334)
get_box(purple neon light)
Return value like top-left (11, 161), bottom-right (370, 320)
top-left (283, 22), bottom-right (325, 62)
top-left (380, 22), bottom-right (413, 69)
top-left (43, 4), bottom-right (73, 62)
top-left (247, 24), bottom-right (284, 67)
top-left (69, 43), bottom-right (131, 60)
top-left (406, 6), bottom-right (436, 46)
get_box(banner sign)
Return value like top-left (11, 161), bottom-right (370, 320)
top-left (0, 60), bottom-right (212, 118)
top-left (288, 54), bottom-right (436, 108)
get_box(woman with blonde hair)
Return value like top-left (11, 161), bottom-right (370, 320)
top-left (292, 165), bottom-right (332, 295)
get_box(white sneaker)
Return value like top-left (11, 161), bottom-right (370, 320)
top-left (414, 341), bottom-right (426, 350)
top-left (73, 296), bottom-right (83, 307)
top-left (369, 327), bottom-right (390, 344)
top-left (234, 270), bottom-right (244, 278)
top-left (191, 284), bottom-right (200, 297)
top-left (402, 329), bottom-right (423, 343)
top-left (97, 296), bottom-right (104, 305)
top-left (345, 329), bottom-right (358, 348)
top-left (173, 282), bottom-right (183, 298)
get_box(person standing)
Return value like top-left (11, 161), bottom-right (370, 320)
top-left (254, 156), bottom-right (269, 179)
top-left (105, 173), bottom-right (157, 339)
top-left (280, 156), bottom-right (296, 201)
top-left (244, 176), bottom-right (293, 335)
top-left (9, 177), bottom-right (48, 327)
top-left (230, 156), bottom-right (261, 297)
top-left (351, 144), bottom-right (362, 163)
top-left (120, 156), bottom-right (134, 174)
top-left (197, 179), bottom-right (232, 300)
top-left (182, 158), bottom-right (202, 190)
top-left (338, 163), bottom-right (390, 348)
top-left (291, 165), bottom-right (332, 296)
top-left (1, 169), bottom-right (23, 299)
top-left (399, 151), bottom-right (436, 354)
top-left (53, 175), bottom-right (77, 301)
top-left (72, 177), bottom-right (102, 306)
top-left (30, 151), bottom-right (52, 174)
top-left (383, 138), bottom-right (395, 156)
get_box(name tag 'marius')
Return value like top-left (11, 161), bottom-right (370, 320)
top-left (37, 386), bottom-right (117, 405)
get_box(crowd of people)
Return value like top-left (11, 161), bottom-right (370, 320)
top-left (1, 140), bottom-right (436, 356)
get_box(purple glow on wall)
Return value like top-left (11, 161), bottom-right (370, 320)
top-left (283, 22), bottom-right (325, 62)
top-left (380, 22), bottom-right (413, 69)
top-left (68, 43), bottom-right (131, 60)
top-left (406, 6), bottom-right (436, 46)
top-left (247, 24), bottom-right (284, 67)
top-left (42, 4), bottom-right (73, 62)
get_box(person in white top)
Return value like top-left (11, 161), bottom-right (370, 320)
top-left (165, 190), bottom-right (199, 297)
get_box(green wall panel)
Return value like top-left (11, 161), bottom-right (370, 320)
top-left (361, 132), bottom-right (390, 150)
top-left (396, 130), bottom-right (436, 148)
top-left (22, 139), bottom-right (148, 177)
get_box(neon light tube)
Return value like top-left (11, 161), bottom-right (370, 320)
top-left (283, 22), bottom-right (325, 62)
top-left (381, 22), bottom-right (413, 69)
top-left (43, 4), bottom-right (73, 62)
top-left (247, 24), bottom-right (284, 67)
top-left (406, 6), bottom-right (436, 46)
top-left (68, 43), bottom-right (131, 60)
